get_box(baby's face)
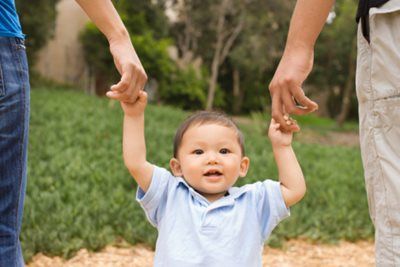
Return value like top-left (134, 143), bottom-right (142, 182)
top-left (170, 123), bottom-right (249, 202)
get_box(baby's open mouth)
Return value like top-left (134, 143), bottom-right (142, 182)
top-left (204, 170), bottom-right (222, 176)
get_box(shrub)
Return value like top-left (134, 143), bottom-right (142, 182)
top-left (159, 67), bottom-right (207, 110)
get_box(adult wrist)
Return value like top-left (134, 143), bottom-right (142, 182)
top-left (283, 42), bottom-right (314, 58)
top-left (107, 27), bottom-right (130, 45)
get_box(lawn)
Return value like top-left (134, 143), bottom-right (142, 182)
top-left (22, 88), bottom-right (373, 260)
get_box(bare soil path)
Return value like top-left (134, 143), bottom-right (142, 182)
top-left (28, 240), bottom-right (374, 267)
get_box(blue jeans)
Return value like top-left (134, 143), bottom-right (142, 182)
top-left (0, 37), bottom-right (30, 267)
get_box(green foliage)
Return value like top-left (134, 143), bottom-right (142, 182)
top-left (159, 66), bottom-right (225, 110)
top-left (16, 0), bottom-right (59, 65)
top-left (170, 0), bottom-right (294, 113)
top-left (77, 0), bottom-right (360, 120)
top-left (80, 25), bottom-right (174, 94)
top-left (79, 2), bottom-right (209, 108)
top-left (79, 24), bottom-right (116, 79)
top-left (131, 33), bottom-right (174, 82)
top-left (312, 0), bottom-right (359, 119)
top-left (79, 0), bottom-right (171, 94)
top-left (159, 67), bottom-right (208, 109)
top-left (16, 0), bottom-right (362, 121)
top-left (23, 88), bottom-right (372, 261)
top-left (114, 0), bottom-right (169, 39)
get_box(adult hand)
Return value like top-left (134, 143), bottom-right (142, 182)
top-left (106, 36), bottom-right (147, 103)
top-left (269, 47), bottom-right (318, 132)
top-left (74, 0), bottom-right (148, 103)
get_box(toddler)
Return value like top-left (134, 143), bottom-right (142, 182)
top-left (120, 91), bottom-right (306, 267)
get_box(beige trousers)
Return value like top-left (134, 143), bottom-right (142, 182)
top-left (356, 0), bottom-right (400, 266)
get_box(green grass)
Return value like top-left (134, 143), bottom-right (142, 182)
top-left (22, 88), bottom-right (372, 261)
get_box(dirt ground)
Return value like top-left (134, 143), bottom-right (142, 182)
top-left (296, 130), bottom-right (360, 147)
top-left (27, 240), bottom-right (374, 267)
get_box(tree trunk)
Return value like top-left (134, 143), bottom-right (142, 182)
top-left (95, 72), bottom-right (109, 96)
top-left (206, 55), bottom-right (221, 110)
top-left (336, 36), bottom-right (357, 127)
top-left (206, 0), bottom-right (228, 111)
top-left (232, 68), bottom-right (242, 114)
top-left (206, 0), bottom-right (244, 110)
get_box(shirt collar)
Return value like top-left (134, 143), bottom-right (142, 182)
top-left (175, 176), bottom-right (251, 207)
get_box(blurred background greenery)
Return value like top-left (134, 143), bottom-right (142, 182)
top-left (19, 0), bottom-right (359, 124)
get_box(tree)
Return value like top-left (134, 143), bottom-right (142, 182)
top-left (336, 35), bottom-right (356, 126)
top-left (205, 0), bottom-right (245, 110)
top-left (311, 0), bottom-right (358, 123)
top-left (227, 0), bottom-right (294, 113)
top-left (171, 0), bottom-right (294, 112)
top-left (171, 0), bottom-right (246, 110)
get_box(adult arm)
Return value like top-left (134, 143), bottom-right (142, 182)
top-left (75, 0), bottom-right (147, 103)
top-left (269, 0), bottom-right (335, 132)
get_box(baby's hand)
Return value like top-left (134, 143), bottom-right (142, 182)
top-left (268, 118), bottom-right (293, 147)
top-left (118, 90), bottom-right (148, 117)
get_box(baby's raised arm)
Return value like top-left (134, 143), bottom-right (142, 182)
top-left (268, 119), bottom-right (306, 207)
top-left (118, 91), bottom-right (154, 192)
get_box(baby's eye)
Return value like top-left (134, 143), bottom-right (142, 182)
top-left (193, 149), bottom-right (204, 155)
top-left (219, 148), bottom-right (230, 154)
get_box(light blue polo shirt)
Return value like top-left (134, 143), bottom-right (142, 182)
top-left (137, 166), bottom-right (290, 267)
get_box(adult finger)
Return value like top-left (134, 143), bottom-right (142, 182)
top-left (136, 72), bottom-right (147, 93)
top-left (111, 70), bottom-right (132, 93)
top-left (271, 94), bottom-right (291, 132)
top-left (133, 69), bottom-right (148, 97)
top-left (281, 84), bottom-right (314, 115)
top-left (281, 89), bottom-right (302, 115)
top-left (124, 70), bottom-right (140, 103)
top-left (107, 90), bottom-right (132, 102)
top-left (106, 90), bottom-right (124, 100)
top-left (290, 85), bottom-right (318, 112)
top-left (122, 65), bottom-right (148, 103)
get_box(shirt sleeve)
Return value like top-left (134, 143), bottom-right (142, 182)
top-left (255, 179), bottom-right (290, 241)
top-left (136, 165), bottom-right (176, 227)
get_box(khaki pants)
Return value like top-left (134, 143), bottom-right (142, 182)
top-left (356, 0), bottom-right (400, 266)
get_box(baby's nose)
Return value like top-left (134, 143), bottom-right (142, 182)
top-left (207, 152), bottom-right (219, 164)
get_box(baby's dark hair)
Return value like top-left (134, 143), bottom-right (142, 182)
top-left (173, 111), bottom-right (245, 158)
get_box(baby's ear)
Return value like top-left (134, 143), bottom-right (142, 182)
top-left (239, 156), bottom-right (250, 177)
top-left (170, 158), bottom-right (183, 177)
